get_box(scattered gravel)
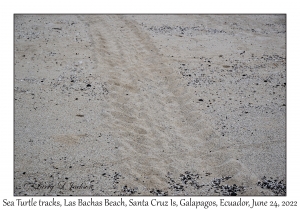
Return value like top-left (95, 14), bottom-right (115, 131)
top-left (121, 185), bottom-right (137, 195)
top-left (166, 171), bottom-right (245, 196)
top-left (150, 189), bottom-right (168, 196)
top-left (179, 171), bottom-right (205, 190)
top-left (210, 176), bottom-right (245, 196)
top-left (257, 176), bottom-right (286, 196)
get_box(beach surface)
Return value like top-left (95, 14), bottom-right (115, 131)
top-left (14, 15), bottom-right (286, 196)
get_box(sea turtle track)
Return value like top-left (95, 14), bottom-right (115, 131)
top-left (79, 15), bottom-right (258, 194)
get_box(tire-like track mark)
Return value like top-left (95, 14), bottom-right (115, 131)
top-left (80, 15), bottom-right (259, 195)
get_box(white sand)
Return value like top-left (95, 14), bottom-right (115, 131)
top-left (14, 15), bottom-right (286, 196)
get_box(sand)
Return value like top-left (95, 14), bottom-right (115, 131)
top-left (14, 14), bottom-right (286, 196)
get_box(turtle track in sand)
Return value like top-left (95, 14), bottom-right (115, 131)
top-left (80, 15), bottom-right (260, 195)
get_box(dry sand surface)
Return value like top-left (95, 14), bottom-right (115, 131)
top-left (14, 15), bottom-right (286, 196)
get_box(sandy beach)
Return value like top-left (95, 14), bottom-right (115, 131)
top-left (14, 15), bottom-right (286, 196)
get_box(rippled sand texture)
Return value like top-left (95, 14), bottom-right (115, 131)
top-left (14, 15), bottom-right (286, 196)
